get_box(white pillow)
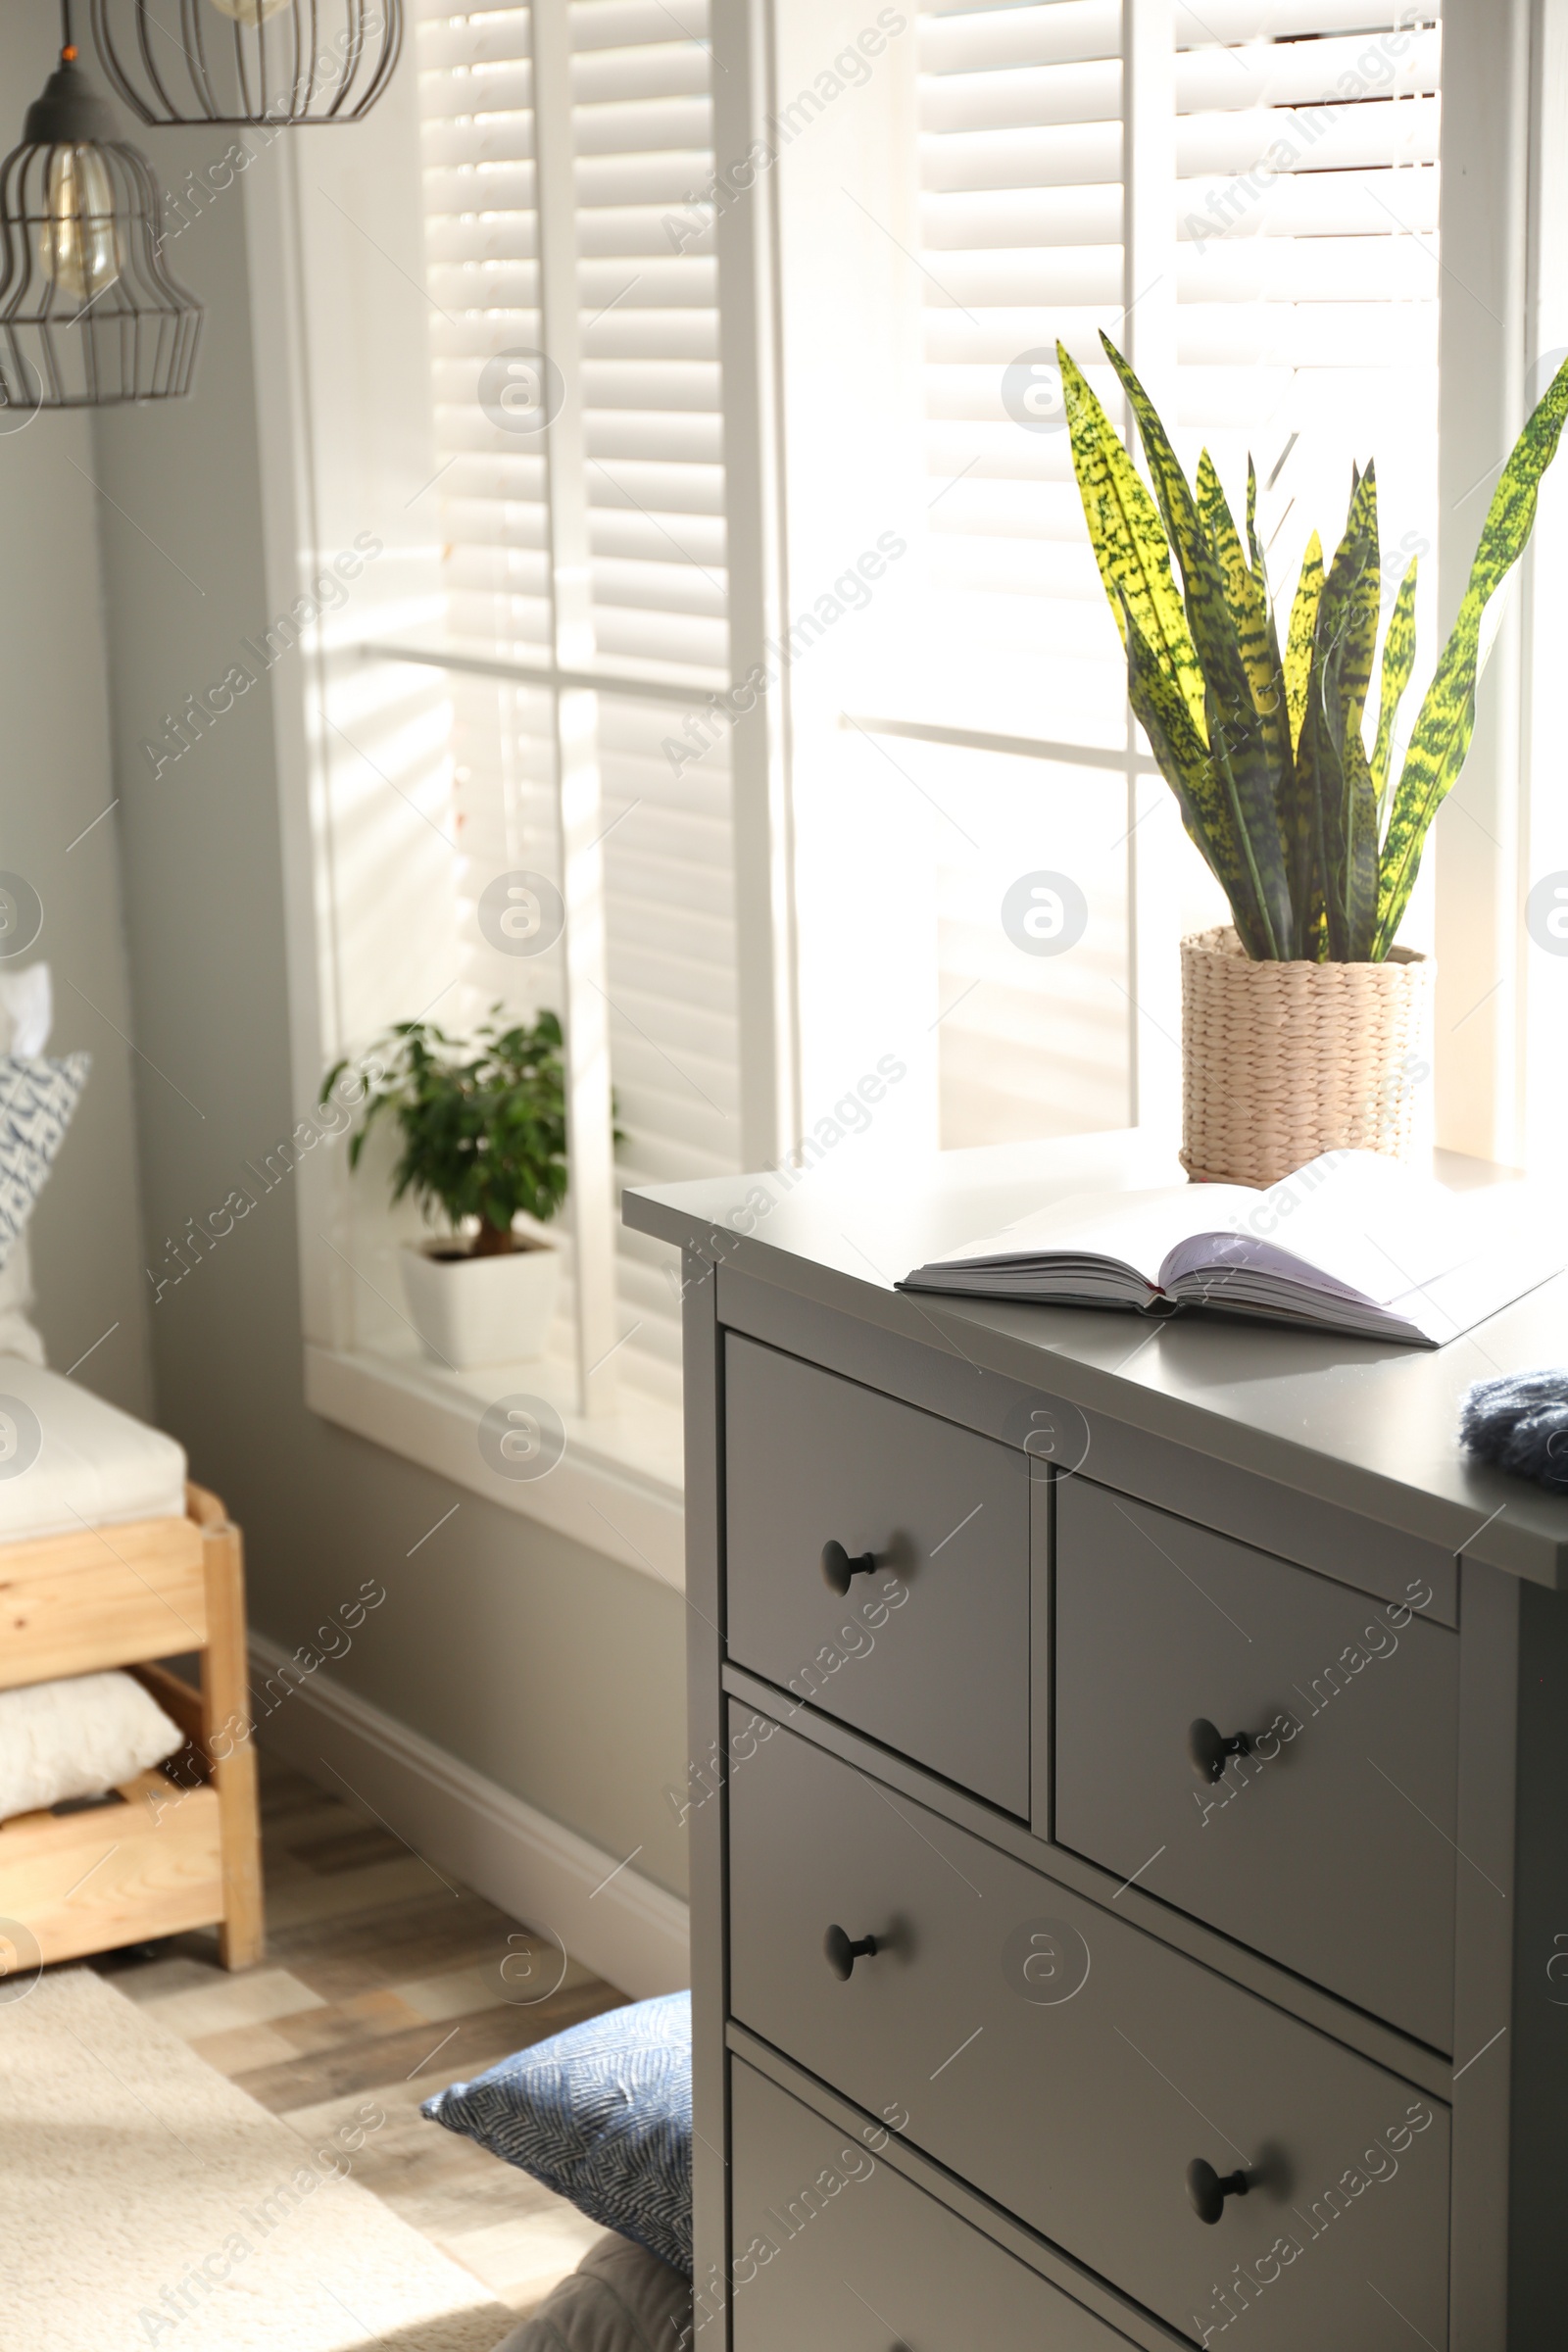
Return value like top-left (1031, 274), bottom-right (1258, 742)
top-left (0, 1055), bottom-right (89, 1276)
top-left (0, 964), bottom-right (53, 1060)
top-left (0, 966), bottom-right (52, 1362)
top-left (0, 1671), bottom-right (185, 1824)
top-left (0, 1231), bottom-right (44, 1366)
top-left (498, 2234), bottom-right (691, 2352)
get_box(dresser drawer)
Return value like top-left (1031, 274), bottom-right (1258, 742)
top-left (1054, 1478), bottom-right (1458, 2051)
top-left (728, 1709), bottom-right (1449, 2350)
top-left (724, 1335), bottom-right (1029, 1813)
top-left (729, 2057), bottom-right (1137, 2350)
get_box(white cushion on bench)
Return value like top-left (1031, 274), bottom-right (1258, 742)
top-left (0, 1361), bottom-right (187, 1541)
top-left (0, 1670), bottom-right (185, 1823)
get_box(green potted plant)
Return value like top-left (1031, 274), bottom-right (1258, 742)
top-left (1061, 333), bottom-right (1568, 1186)
top-left (323, 1007), bottom-right (569, 1369)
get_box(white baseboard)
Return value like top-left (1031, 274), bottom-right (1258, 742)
top-left (250, 1632), bottom-right (690, 1999)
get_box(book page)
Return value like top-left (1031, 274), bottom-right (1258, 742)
top-left (924, 1181), bottom-right (1264, 1286)
top-left (1164, 1152), bottom-right (1550, 1318)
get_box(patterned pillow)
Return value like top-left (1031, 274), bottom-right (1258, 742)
top-left (422, 1991), bottom-right (692, 2277)
top-left (0, 1055), bottom-right (89, 1269)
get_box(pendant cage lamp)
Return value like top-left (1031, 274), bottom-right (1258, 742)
top-left (0, 7), bottom-right (201, 411)
top-left (89, 0), bottom-right (405, 127)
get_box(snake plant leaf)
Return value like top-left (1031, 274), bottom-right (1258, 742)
top-left (1246, 456), bottom-right (1268, 597)
top-left (1294, 661), bottom-right (1337, 961)
top-left (1305, 513), bottom-right (1381, 959)
top-left (1098, 336), bottom-right (1244, 668)
top-left (1208, 708), bottom-right (1297, 958)
top-left (1298, 695), bottom-right (1382, 960)
top-left (1269, 526), bottom-right (1316, 945)
top-left (1121, 594), bottom-right (1274, 956)
top-left (1277, 535), bottom-right (1325, 941)
top-left (1284, 535), bottom-right (1324, 755)
top-left (1370, 557), bottom-right (1418, 821)
top-left (1375, 671), bottom-right (1481, 960)
top-left (1244, 452), bottom-right (1293, 839)
top-left (1058, 346), bottom-right (1207, 740)
top-left (1102, 333), bottom-right (1293, 958)
top-left (1244, 456), bottom-right (1291, 775)
top-left (1274, 760), bottom-right (1320, 957)
top-left (1375, 350), bottom-right (1568, 956)
top-left (1338, 463), bottom-right (1382, 749)
top-left (1198, 450), bottom-right (1291, 783)
top-left (1342, 727), bottom-right (1382, 961)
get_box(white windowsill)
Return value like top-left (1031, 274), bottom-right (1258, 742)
top-left (305, 1342), bottom-right (686, 1591)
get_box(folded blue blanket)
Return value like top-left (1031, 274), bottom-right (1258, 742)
top-left (1459, 1369), bottom-right (1568, 1492)
top-left (423, 1989), bottom-right (692, 2278)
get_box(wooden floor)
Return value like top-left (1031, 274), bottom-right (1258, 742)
top-left (94, 1749), bottom-right (632, 2318)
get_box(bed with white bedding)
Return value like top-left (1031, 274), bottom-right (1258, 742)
top-left (0, 960), bottom-right (261, 1969)
top-left (0, 962), bottom-right (187, 1537)
top-left (0, 1346), bottom-right (188, 1538)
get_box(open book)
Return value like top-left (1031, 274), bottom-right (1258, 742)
top-left (898, 1152), bottom-right (1559, 1347)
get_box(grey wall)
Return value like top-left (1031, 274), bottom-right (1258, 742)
top-left (0, 12), bottom-right (154, 1421)
top-left (82, 123), bottom-right (689, 1896)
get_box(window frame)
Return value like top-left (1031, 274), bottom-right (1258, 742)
top-left (240, 18), bottom-right (716, 1583)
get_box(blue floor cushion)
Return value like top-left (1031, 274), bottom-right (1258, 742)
top-left (422, 1990), bottom-right (692, 2277)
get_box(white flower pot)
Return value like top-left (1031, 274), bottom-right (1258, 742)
top-left (400, 1236), bottom-right (561, 1369)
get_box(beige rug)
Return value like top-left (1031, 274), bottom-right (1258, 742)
top-left (0, 1967), bottom-right (516, 2350)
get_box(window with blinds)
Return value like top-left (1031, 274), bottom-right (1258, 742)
top-left (414, 0), bottom-right (739, 1411)
top-left (890, 0), bottom-right (1443, 1149)
top-left (400, 0), bottom-right (1444, 1400)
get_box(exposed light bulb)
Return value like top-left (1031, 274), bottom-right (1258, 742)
top-left (205, 0), bottom-right (292, 22)
top-left (37, 145), bottom-right (119, 305)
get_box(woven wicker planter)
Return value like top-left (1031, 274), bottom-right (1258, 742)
top-left (1180, 926), bottom-right (1432, 1189)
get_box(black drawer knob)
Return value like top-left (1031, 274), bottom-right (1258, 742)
top-left (821, 1541), bottom-right (877, 1595)
top-left (1188, 1718), bottom-right (1252, 1784)
top-left (1187, 2157), bottom-right (1252, 2225)
top-left (823, 1924), bottom-right (879, 1980)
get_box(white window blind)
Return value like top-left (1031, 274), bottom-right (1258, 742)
top-left (852, 0), bottom-right (1443, 1149)
top-left (414, 0), bottom-right (740, 1409)
top-left (400, 0), bottom-right (1444, 1376)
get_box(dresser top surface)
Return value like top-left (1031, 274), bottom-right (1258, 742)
top-left (624, 1129), bottom-right (1568, 1585)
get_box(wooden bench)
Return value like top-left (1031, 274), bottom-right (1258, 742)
top-left (0, 1483), bottom-right (263, 1972)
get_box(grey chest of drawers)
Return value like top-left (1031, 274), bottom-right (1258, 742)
top-left (625, 1134), bottom-right (1568, 2351)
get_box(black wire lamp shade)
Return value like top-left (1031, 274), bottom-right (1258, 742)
top-left (0, 33), bottom-right (200, 410)
top-left (89, 0), bottom-right (405, 126)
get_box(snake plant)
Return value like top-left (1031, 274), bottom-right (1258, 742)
top-left (1061, 333), bottom-right (1568, 960)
